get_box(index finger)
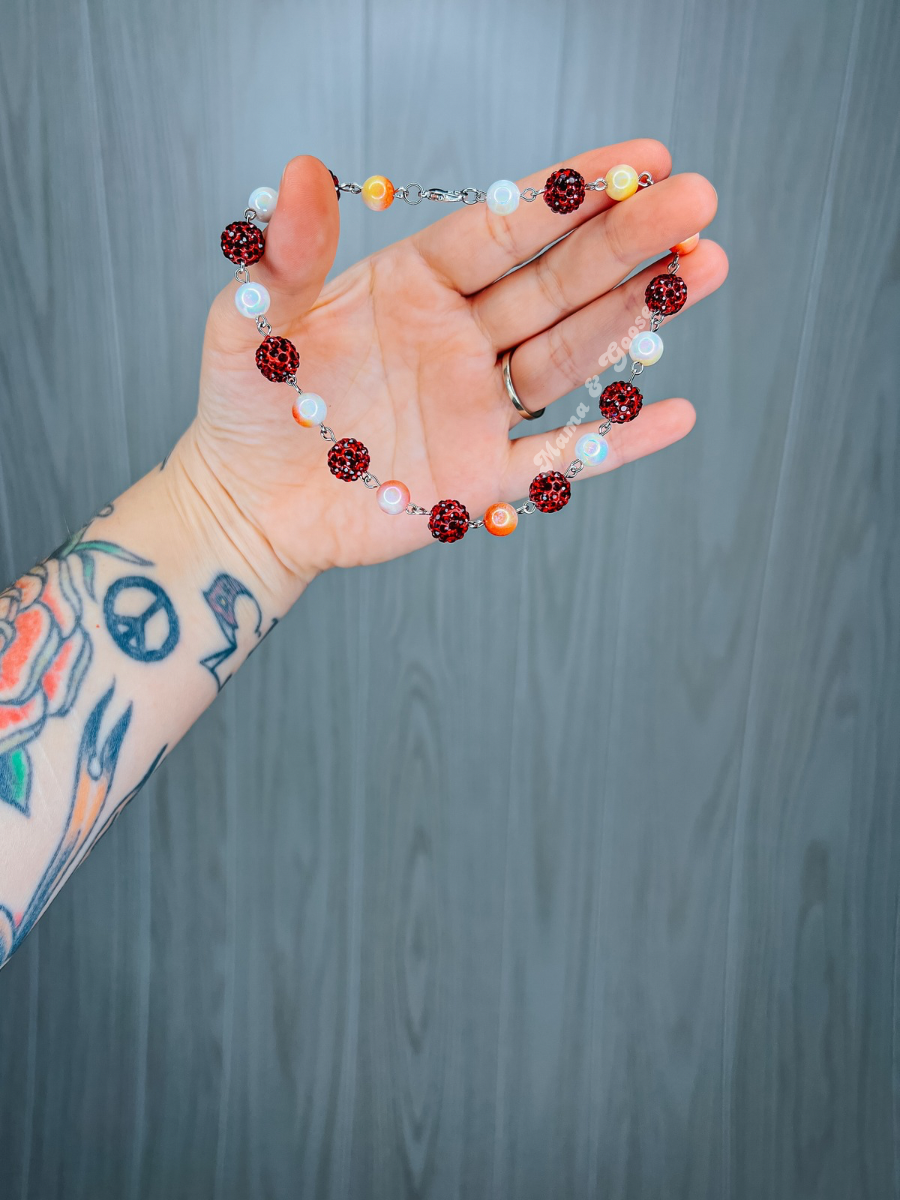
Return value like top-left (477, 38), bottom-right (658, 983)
top-left (413, 138), bottom-right (672, 296)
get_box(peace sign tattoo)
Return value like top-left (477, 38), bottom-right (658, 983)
top-left (103, 576), bottom-right (180, 662)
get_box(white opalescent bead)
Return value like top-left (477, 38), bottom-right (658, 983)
top-left (629, 330), bottom-right (664, 366)
top-left (234, 281), bottom-right (271, 318)
top-left (291, 392), bottom-right (327, 428)
top-left (248, 186), bottom-right (278, 222)
top-left (486, 180), bottom-right (520, 215)
top-left (376, 480), bottom-right (410, 515)
top-left (575, 432), bottom-right (609, 467)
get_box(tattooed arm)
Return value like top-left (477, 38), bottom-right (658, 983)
top-left (0, 453), bottom-right (286, 967)
top-left (0, 149), bottom-right (723, 965)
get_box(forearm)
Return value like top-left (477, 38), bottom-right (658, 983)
top-left (0, 428), bottom-right (300, 966)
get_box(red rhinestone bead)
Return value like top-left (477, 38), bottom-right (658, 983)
top-left (428, 498), bottom-right (470, 543)
top-left (255, 335), bottom-right (300, 383)
top-left (542, 167), bottom-right (586, 215)
top-left (220, 220), bottom-right (265, 266)
top-left (327, 437), bottom-right (370, 482)
top-left (599, 380), bottom-right (643, 424)
top-left (330, 169), bottom-right (341, 201)
top-left (645, 273), bottom-right (688, 316)
top-left (529, 471), bottom-right (571, 513)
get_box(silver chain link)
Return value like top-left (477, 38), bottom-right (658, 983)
top-left (468, 518), bottom-right (485, 529)
top-left (515, 501), bottom-right (537, 515)
top-left (629, 360), bottom-right (644, 383)
top-left (668, 252), bottom-right (680, 275)
top-left (405, 503), bottom-right (429, 516)
top-left (335, 179), bottom-right (487, 205)
top-left (331, 174), bottom-right (652, 207)
top-left (255, 315), bottom-right (273, 337)
top-left (360, 472), bottom-right (380, 490)
top-left (565, 458), bottom-right (585, 479)
top-left (234, 265), bottom-right (250, 284)
top-left (319, 425), bottom-right (337, 444)
top-left (399, 182), bottom-right (424, 204)
top-left (244, 207), bottom-right (257, 221)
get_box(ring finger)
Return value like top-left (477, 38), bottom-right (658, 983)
top-left (502, 238), bottom-right (728, 425)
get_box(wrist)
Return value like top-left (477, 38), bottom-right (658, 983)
top-left (154, 427), bottom-right (312, 619)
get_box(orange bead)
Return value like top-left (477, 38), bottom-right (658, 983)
top-left (484, 502), bottom-right (518, 537)
top-left (361, 175), bottom-right (394, 211)
top-left (671, 233), bottom-right (700, 255)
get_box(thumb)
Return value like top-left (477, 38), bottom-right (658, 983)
top-left (207, 155), bottom-right (340, 351)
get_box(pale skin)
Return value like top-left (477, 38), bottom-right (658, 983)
top-left (0, 139), bottom-right (727, 965)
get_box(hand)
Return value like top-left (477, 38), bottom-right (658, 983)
top-left (172, 139), bottom-right (727, 608)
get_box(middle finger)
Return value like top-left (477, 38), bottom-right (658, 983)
top-left (471, 172), bottom-right (717, 351)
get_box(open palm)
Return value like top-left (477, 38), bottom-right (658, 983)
top-left (180, 139), bottom-right (727, 593)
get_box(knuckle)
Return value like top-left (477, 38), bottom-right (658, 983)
top-left (605, 433), bottom-right (624, 472)
top-left (624, 270), bottom-right (650, 318)
top-left (534, 252), bottom-right (569, 316)
top-left (483, 205), bottom-right (520, 265)
top-left (603, 208), bottom-right (632, 269)
top-left (546, 322), bottom-right (584, 391)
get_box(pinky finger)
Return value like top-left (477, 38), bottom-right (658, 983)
top-left (501, 396), bottom-right (697, 498)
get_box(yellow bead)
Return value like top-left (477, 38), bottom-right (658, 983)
top-left (361, 175), bottom-right (394, 211)
top-left (605, 163), bottom-right (639, 202)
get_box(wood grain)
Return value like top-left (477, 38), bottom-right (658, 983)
top-left (0, 0), bottom-right (898, 1197)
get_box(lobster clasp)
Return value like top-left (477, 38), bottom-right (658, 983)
top-left (423, 187), bottom-right (463, 203)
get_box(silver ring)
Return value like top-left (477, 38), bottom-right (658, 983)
top-left (501, 348), bottom-right (545, 420)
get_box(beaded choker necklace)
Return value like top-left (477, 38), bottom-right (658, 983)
top-left (219, 163), bottom-right (695, 544)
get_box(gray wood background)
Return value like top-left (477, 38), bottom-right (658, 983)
top-left (1, 0), bottom-right (898, 1196)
